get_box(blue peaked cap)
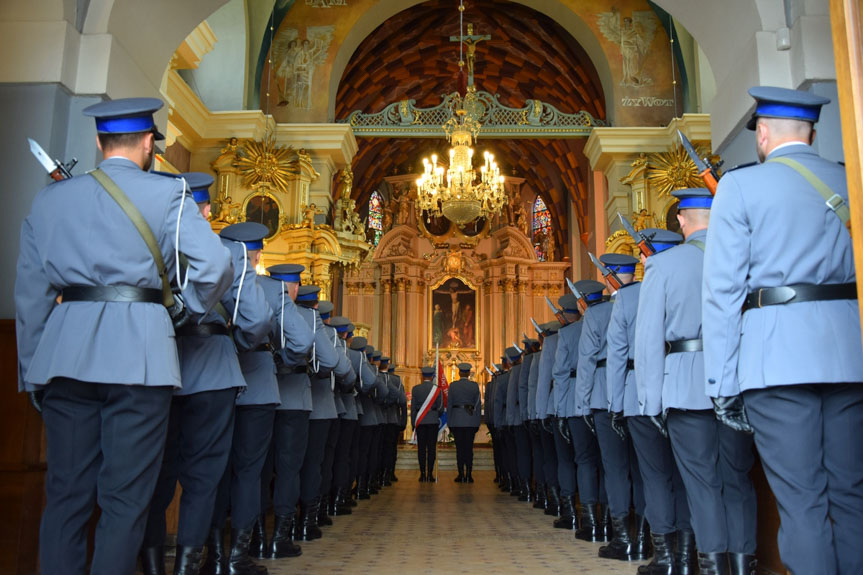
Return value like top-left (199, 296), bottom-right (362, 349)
top-left (600, 253), bottom-right (638, 274)
top-left (672, 187), bottom-right (713, 210)
top-left (746, 86), bottom-right (830, 130)
top-left (83, 97), bottom-right (165, 141)
top-left (641, 228), bottom-right (683, 254)
top-left (268, 263), bottom-right (304, 283)
top-left (220, 222), bottom-right (267, 251)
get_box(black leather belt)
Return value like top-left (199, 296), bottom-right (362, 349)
top-left (596, 359), bottom-right (607, 368)
top-left (175, 323), bottom-right (229, 338)
top-left (626, 359), bottom-right (635, 370)
top-left (569, 369), bottom-right (577, 378)
top-left (277, 364), bottom-right (309, 375)
top-left (61, 285), bottom-right (162, 304)
top-left (666, 338), bottom-right (703, 354)
top-left (743, 282), bottom-right (857, 312)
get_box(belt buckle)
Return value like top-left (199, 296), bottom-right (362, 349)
top-left (757, 288), bottom-right (764, 309)
top-left (665, 341), bottom-right (672, 354)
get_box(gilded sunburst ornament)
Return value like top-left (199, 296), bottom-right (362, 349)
top-left (235, 136), bottom-right (299, 194)
top-left (647, 144), bottom-right (714, 197)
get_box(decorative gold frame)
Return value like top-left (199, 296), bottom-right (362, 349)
top-left (428, 275), bottom-right (479, 352)
top-left (242, 189), bottom-right (283, 239)
top-left (416, 212), bottom-right (491, 247)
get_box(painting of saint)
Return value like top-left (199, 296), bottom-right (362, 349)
top-left (245, 195), bottom-right (280, 238)
top-left (431, 278), bottom-right (477, 349)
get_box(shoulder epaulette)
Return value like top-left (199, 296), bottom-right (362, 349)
top-left (725, 161), bottom-right (758, 173)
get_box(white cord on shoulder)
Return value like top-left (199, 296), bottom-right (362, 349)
top-left (175, 177), bottom-right (190, 291)
top-left (280, 287), bottom-right (286, 349)
top-left (232, 242), bottom-right (248, 325)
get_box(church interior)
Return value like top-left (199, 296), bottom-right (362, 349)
top-left (1, 0), bottom-right (862, 573)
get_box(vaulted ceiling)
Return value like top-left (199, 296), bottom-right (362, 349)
top-left (335, 0), bottom-right (607, 254)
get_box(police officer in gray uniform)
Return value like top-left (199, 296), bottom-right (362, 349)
top-left (703, 87), bottom-right (863, 575)
top-left (142, 171), bottom-right (250, 575)
top-left (534, 320), bottom-right (563, 516)
top-left (551, 294), bottom-right (583, 529)
top-left (258, 263), bottom-right (314, 559)
top-left (293, 285), bottom-right (341, 541)
top-left (484, 363), bottom-right (500, 482)
top-left (326, 316), bottom-right (359, 515)
top-left (204, 222), bottom-right (277, 575)
top-left (637, 188), bottom-right (757, 575)
top-left (494, 355), bottom-right (512, 490)
top-left (617, 229), bottom-right (692, 575)
top-left (367, 350), bottom-right (390, 493)
top-left (448, 362), bottom-right (482, 483)
top-left (377, 356), bottom-right (397, 486)
top-left (572, 280), bottom-right (612, 542)
top-left (383, 361), bottom-right (406, 484)
top-left (15, 98), bottom-right (233, 575)
top-left (355, 344), bottom-right (381, 497)
top-left (523, 336), bottom-right (544, 506)
top-left (412, 366), bottom-right (443, 482)
top-left (506, 345), bottom-right (531, 499)
top-left (393, 364), bottom-right (409, 480)
top-left (597, 253), bottom-right (649, 562)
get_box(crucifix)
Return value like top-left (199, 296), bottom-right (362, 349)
top-left (449, 23), bottom-right (491, 88)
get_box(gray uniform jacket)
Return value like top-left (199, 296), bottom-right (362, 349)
top-left (346, 348), bottom-right (374, 422)
top-left (303, 307), bottom-right (340, 420)
top-left (383, 374), bottom-right (399, 425)
top-left (221, 240), bottom-right (278, 406)
top-left (484, 376), bottom-right (495, 426)
top-left (258, 275), bottom-right (314, 411)
top-left (447, 378), bottom-right (482, 428)
top-left (505, 363), bottom-right (523, 426)
top-left (394, 375), bottom-right (408, 428)
top-left (574, 301), bottom-right (613, 414)
top-left (635, 229), bottom-right (712, 415)
top-left (606, 283), bottom-right (641, 416)
top-left (494, 372), bottom-right (509, 428)
top-left (553, 321), bottom-right (583, 417)
top-left (518, 354), bottom-right (535, 422)
top-left (353, 355), bottom-right (378, 426)
top-left (703, 143), bottom-right (863, 396)
top-left (527, 352), bottom-right (541, 421)
top-left (16, 157), bottom-right (232, 392)
top-left (411, 380), bottom-right (442, 427)
top-left (535, 332), bottom-right (559, 420)
top-left (323, 325), bottom-right (355, 418)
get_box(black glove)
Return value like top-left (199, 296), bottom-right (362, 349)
top-left (541, 417), bottom-right (554, 435)
top-left (28, 390), bottom-right (44, 415)
top-left (713, 396), bottom-right (754, 434)
top-left (557, 417), bottom-right (571, 444)
top-left (610, 411), bottom-right (628, 441)
top-left (583, 413), bottom-right (596, 436)
top-left (649, 413), bottom-right (668, 438)
top-left (168, 292), bottom-right (191, 329)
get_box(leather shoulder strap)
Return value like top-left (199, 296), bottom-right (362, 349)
top-left (89, 169), bottom-right (174, 309)
top-left (687, 239), bottom-right (706, 252)
top-left (767, 157), bottom-right (851, 233)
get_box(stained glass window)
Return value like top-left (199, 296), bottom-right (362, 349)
top-left (532, 195), bottom-right (552, 261)
top-left (368, 191), bottom-right (383, 246)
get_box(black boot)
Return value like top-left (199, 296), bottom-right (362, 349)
top-left (390, 468), bottom-right (399, 482)
top-left (454, 468), bottom-right (465, 483)
top-left (382, 469), bottom-right (392, 486)
top-left (297, 499), bottom-right (322, 541)
top-left (598, 515), bottom-right (634, 560)
top-left (359, 475), bottom-right (371, 498)
top-left (140, 545), bottom-right (166, 575)
top-left (631, 514), bottom-right (652, 561)
top-left (173, 546), bottom-right (204, 575)
top-left (268, 514), bottom-right (301, 558)
top-left (545, 485), bottom-right (560, 516)
top-left (369, 473), bottom-right (380, 494)
top-left (249, 517), bottom-right (266, 560)
top-left (509, 475), bottom-right (520, 496)
top-left (518, 478), bottom-right (530, 502)
top-left (697, 552), bottom-right (729, 575)
top-left (637, 532), bottom-right (675, 575)
top-left (228, 528), bottom-right (267, 575)
top-left (553, 496), bottom-right (576, 529)
top-left (318, 495), bottom-right (333, 526)
top-left (201, 528), bottom-right (227, 575)
top-left (728, 553), bottom-right (756, 575)
top-left (599, 504), bottom-right (612, 542)
top-left (533, 484), bottom-right (546, 509)
top-left (676, 530), bottom-right (697, 575)
top-left (326, 493), bottom-right (337, 516)
top-left (575, 503), bottom-right (599, 541)
top-left (419, 471), bottom-right (427, 483)
top-left (334, 489), bottom-right (353, 515)
top-left (498, 473), bottom-right (509, 491)
top-left (466, 466), bottom-right (474, 483)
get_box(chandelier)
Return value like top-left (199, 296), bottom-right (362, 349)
top-left (414, 6), bottom-right (506, 226)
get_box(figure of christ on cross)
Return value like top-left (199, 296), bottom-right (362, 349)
top-left (449, 23), bottom-right (491, 88)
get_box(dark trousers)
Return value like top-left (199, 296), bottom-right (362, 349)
top-left (299, 419), bottom-right (331, 503)
top-left (529, 422), bottom-right (545, 486)
top-left (540, 425), bottom-right (559, 489)
top-left (568, 416), bottom-right (601, 504)
top-left (629, 415), bottom-right (690, 534)
top-left (212, 405), bottom-right (276, 530)
top-left (416, 425), bottom-right (438, 475)
top-left (144, 388), bottom-right (236, 548)
top-left (513, 424), bottom-right (532, 481)
top-left (451, 426), bottom-right (477, 474)
top-left (490, 427), bottom-right (502, 475)
top-left (553, 422), bottom-right (576, 496)
top-left (333, 419), bottom-right (357, 492)
top-left (271, 410), bottom-right (309, 515)
top-left (745, 383), bottom-right (863, 575)
top-left (357, 424), bottom-right (374, 480)
top-left (502, 427), bottom-right (516, 477)
top-left (319, 418), bottom-right (339, 499)
top-left (384, 423), bottom-right (400, 473)
top-left (594, 410), bottom-right (636, 518)
top-left (667, 409), bottom-right (756, 554)
top-left (40, 379), bottom-right (173, 575)
top-left (369, 425), bottom-right (383, 479)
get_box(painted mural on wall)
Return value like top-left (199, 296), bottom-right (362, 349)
top-left (431, 278), bottom-right (477, 351)
top-left (272, 25), bottom-right (335, 109)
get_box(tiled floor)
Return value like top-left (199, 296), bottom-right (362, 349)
top-left (236, 469), bottom-right (648, 575)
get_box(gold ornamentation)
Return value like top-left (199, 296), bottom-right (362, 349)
top-left (647, 144), bottom-right (707, 197)
top-left (235, 136), bottom-right (299, 195)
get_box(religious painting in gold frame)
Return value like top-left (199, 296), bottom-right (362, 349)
top-left (243, 192), bottom-right (281, 239)
top-left (429, 276), bottom-right (478, 351)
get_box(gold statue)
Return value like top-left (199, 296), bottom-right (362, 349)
top-left (300, 202), bottom-right (324, 229)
